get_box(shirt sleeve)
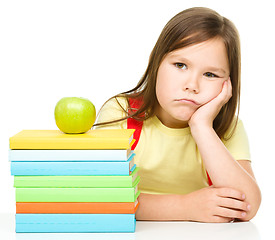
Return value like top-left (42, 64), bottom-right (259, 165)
top-left (223, 119), bottom-right (251, 161)
top-left (94, 97), bottom-right (128, 129)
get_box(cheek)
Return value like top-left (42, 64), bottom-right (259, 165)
top-left (156, 78), bottom-right (168, 107)
top-left (200, 81), bottom-right (224, 103)
top-left (156, 63), bottom-right (180, 98)
top-left (155, 67), bottom-right (173, 102)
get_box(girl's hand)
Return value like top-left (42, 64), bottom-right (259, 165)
top-left (187, 186), bottom-right (250, 223)
top-left (189, 77), bottom-right (232, 130)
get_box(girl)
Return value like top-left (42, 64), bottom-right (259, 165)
top-left (94, 7), bottom-right (261, 222)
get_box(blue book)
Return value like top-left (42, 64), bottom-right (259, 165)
top-left (9, 149), bottom-right (133, 161)
top-left (11, 154), bottom-right (135, 176)
top-left (16, 214), bottom-right (136, 233)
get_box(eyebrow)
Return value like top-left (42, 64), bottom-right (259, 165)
top-left (168, 54), bottom-right (227, 74)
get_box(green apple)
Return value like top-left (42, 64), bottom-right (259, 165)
top-left (54, 97), bottom-right (96, 134)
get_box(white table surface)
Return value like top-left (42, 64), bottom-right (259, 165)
top-left (0, 211), bottom-right (272, 240)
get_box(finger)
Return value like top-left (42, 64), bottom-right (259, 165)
top-left (226, 77), bottom-right (232, 101)
top-left (220, 79), bottom-right (232, 104)
top-left (214, 80), bottom-right (230, 106)
top-left (212, 215), bottom-right (234, 223)
top-left (218, 197), bottom-right (250, 212)
top-left (217, 188), bottom-right (245, 201)
top-left (220, 79), bottom-right (229, 96)
top-left (216, 206), bottom-right (247, 219)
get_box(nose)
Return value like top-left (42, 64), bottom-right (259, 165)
top-left (182, 73), bottom-right (199, 94)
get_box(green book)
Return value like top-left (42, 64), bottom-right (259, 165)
top-left (14, 168), bottom-right (140, 188)
top-left (16, 179), bottom-right (140, 203)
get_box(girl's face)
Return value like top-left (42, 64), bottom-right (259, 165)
top-left (155, 37), bottom-right (230, 128)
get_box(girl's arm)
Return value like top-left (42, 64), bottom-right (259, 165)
top-left (189, 79), bottom-right (261, 221)
top-left (189, 126), bottom-right (261, 220)
top-left (136, 187), bottom-right (250, 222)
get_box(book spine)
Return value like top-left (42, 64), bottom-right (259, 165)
top-left (9, 149), bottom-right (133, 161)
top-left (10, 138), bottom-right (134, 150)
top-left (14, 175), bottom-right (140, 188)
top-left (16, 214), bottom-right (136, 233)
top-left (16, 188), bottom-right (141, 202)
top-left (11, 161), bottom-right (135, 176)
top-left (16, 202), bottom-right (140, 214)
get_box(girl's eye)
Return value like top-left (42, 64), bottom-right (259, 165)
top-left (204, 72), bottom-right (218, 78)
top-left (175, 63), bottom-right (187, 69)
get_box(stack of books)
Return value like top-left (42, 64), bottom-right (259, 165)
top-left (9, 129), bottom-right (140, 233)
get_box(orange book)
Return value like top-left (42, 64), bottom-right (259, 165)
top-left (16, 201), bottom-right (139, 214)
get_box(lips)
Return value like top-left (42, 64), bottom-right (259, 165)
top-left (176, 98), bottom-right (200, 105)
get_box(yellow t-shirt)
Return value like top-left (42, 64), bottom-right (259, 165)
top-left (95, 97), bottom-right (251, 195)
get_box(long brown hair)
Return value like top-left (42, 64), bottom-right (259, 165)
top-left (94, 7), bottom-right (241, 140)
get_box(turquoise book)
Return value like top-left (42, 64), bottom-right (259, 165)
top-left (11, 154), bottom-right (135, 176)
top-left (16, 214), bottom-right (136, 233)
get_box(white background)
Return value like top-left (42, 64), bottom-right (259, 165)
top-left (0, 0), bottom-right (274, 238)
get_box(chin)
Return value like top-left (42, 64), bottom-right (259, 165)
top-left (174, 109), bottom-right (194, 122)
top-left (171, 115), bottom-right (192, 127)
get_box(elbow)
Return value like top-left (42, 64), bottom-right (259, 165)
top-left (243, 184), bottom-right (262, 221)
